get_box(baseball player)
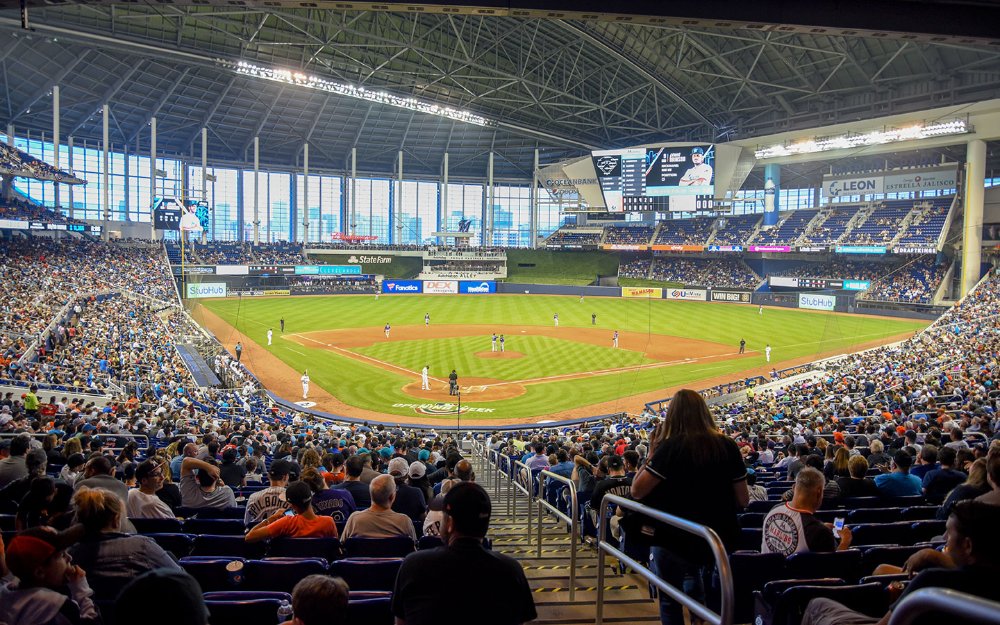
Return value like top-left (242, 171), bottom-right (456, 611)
top-left (384, 323), bottom-right (391, 339)
top-left (759, 304), bottom-right (764, 316)
top-left (592, 313), bottom-right (597, 325)
top-left (679, 146), bottom-right (713, 186)
top-left (765, 344), bottom-right (772, 363)
top-left (499, 334), bottom-right (505, 352)
top-left (612, 330), bottom-right (619, 348)
top-left (301, 370), bottom-right (310, 399)
top-left (267, 328), bottom-right (273, 346)
top-left (279, 318), bottom-right (285, 333)
top-left (491, 333), bottom-right (498, 352)
top-left (421, 365), bottom-right (430, 390)
top-left (424, 312), bottom-right (430, 326)
top-left (739, 338), bottom-right (746, 354)
top-left (553, 313), bottom-right (559, 327)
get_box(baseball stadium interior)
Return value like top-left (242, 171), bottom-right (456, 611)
top-left (2, 1), bottom-right (1000, 624)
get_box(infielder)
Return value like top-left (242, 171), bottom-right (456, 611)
top-left (267, 328), bottom-right (273, 346)
top-left (499, 335), bottom-right (505, 352)
top-left (612, 330), bottom-right (619, 348)
top-left (301, 370), bottom-right (310, 399)
top-left (424, 313), bottom-right (430, 326)
top-left (553, 313), bottom-right (559, 327)
top-left (739, 338), bottom-right (746, 354)
top-left (384, 323), bottom-right (391, 339)
top-left (765, 344), bottom-right (772, 363)
top-left (421, 365), bottom-right (430, 390)
top-left (491, 333), bottom-right (498, 352)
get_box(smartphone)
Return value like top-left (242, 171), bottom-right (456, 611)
top-left (833, 517), bottom-right (845, 538)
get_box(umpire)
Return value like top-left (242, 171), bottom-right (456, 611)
top-left (449, 369), bottom-right (459, 396)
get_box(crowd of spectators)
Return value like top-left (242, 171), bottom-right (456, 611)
top-left (192, 241), bottom-right (303, 265)
top-left (775, 258), bottom-right (895, 283)
top-left (0, 198), bottom-right (85, 226)
top-left (618, 257), bottom-right (653, 280)
top-left (424, 261), bottom-right (503, 272)
top-left (897, 204), bottom-right (951, 247)
top-left (861, 255), bottom-right (948, 303)
top-left (648, 257), bottom-right (760, 288)
top-left (799, 206), bottom-right (863, 246)
top-left (288, 277), bottom-right (379, 294)
top-left (841, 205), bottom-right (912, 246)
top-left (753, 209), bottom-right (820, 247)
top-left (603, 226), bottom-right (655, 246)
top-left (544, 227), bottom-right (602, 248)
top-left (710, 214), bottom-right (762, 246)
top-left (0, 143), bottom-right (81, 182)
top-left (653, 217), bottom-right (714, 246)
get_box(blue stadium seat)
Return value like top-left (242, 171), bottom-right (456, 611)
top-left (756, 581), bottom-right (887, 625)
top-left (243, 558), bottom-right (329, 592)
top-left (328, 557), bottom-right (405, 591)
top-left (184, 518), bottom-right (247, 535)
top-left (131, 517), bottom-right (183, 534)
top-left (785, 549), bottom-right (864, 584)
top-left (730, 551), bottom-right (785, 623)
top-left (417, 535), bottom-right (443, 550)
top-left (268, 537), bottom-right (342, 561)
top-left (910, 520), bottom-right (946, 543)
top-left (192, 534), bottom-right (265, 559)
top-left (204, 597), bottom-right (285, 625)
top-left (851, 522), bottom-right (916, 546)
top-left (846, 508), bottom-right (903, 524)
top-left (179, 556), bottom-right (246, 592)
top-left (344, 535), bottom-right (415, 558)
top-left (348, 595), bottom-right (394, 625)
top-left (146, 533), bottom-right (194, 559)
top-left (754, 578), bottom-right (846, 625)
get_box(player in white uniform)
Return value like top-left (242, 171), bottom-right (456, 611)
top-left (553, 313), bottom-right (559, 327)
top-left (759, 304), bottom-right (764, 315)
top-left (384, 323), bottom-right (391, 339)
top-left (679, 147), bottom-right (713, 186)
top-left (301, 370), bottom-right (310, 399)
top-left (613, 330), bottom-right (619, 348)
top-left (765, 344), bottom-right (772, 363)
top-left (491, 333), bottom-right (498, 352)
top-left (424, 313), bottom-right (430, 326)
top-left (421, 365), bottom-right (430, 390)
top-left (267, 328), bottom-right (273, 346)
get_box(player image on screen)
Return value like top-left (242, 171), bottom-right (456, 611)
top-left (679, 147), bottom-right (713, 186)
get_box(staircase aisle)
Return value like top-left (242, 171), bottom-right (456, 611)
top-left (472, 452), bottom-right (661, 625)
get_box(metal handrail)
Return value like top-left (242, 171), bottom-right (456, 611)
top-left (488, 448), bottom-right (501, 495)
top-left (595, 494), bottom-right (733, 625)
top-left (889, 588), bottom-right (1000, 625)
top-left (513, 460), bottom-right (534, 541)
top-left (536, 469), bottom-right (579, 600)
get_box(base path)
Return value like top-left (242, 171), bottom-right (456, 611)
top-left (193, 304), bottom-right (913, 427)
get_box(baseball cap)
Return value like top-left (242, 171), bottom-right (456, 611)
top-left (418, 449), bottom-right (430, 462)
top-left (408, 462), bottom-right (426, 479)
top-left (605, 455), bottom-right (624, 471)
top-left (115, 568), bottom-right (208, 625)
top-left (6, 524), bottom-right (85, 580)
top-left (388, 457), bottom-right (409, 477)
top-left (285, 481), bottom-right (314, 508)
top-left (443, 482), bottom-right (492, 538)
top-left (691, 147), bottom-right (704, 155)
top-left (268, 459), bottom-right (294, 478)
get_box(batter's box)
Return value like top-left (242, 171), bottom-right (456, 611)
top-left (464, 385), bottom-right (488, 393)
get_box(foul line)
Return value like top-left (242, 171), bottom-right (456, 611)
top-left (289, 333), bottom-right (448, 383)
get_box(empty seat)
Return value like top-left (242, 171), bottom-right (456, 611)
top-left (754, 578), bottom-right (846, 625)
top-left (184, 518), bottom-right (247, 535)
top-left (417, 535), bottom-right (443, 550)
top-left (204, 597), bottom-right (284, 625)
top-left (900, 506), bottom-right (939, 521)
top-left (243, 558), bottom-right (328, 593)
top-left (785, 549), bottom-right (864, 584)
top-left (178, 506), bottom-right (246, 520)
top-left (911, 520), bottom-right (946, 543)
top-left (748, 500), bottom-right (781, 514)
top-left (329, 558), bottom-right (405, 591)
top-left (146, 533), bottom-right (194, 559)
top-left (851, 522), bottom-right (915, 546)
top-left (739, 513), bottom-right (766, 528)
top-left (730, 551), bottom-right (785, 623)
top-left (268, 537), bottom-right (342, 561)
top-left (348, 594), bottom-right (393, 625)
top-left (180, 556), bottom-right (246, 592)
top-left (739, 528), bottom-right (763, 551)
top-left (846, 508), bottom-right (904, 524)
top-left (344, 535), bottom-right (415, 558)
top-left (192, 534), bottom-right (265, 559)
top-left (861, 545), bottom-right (925, 573)
top-left (131, 517), bottom-right (183, 534)
top-left (756, 581), bottom-right (887, 625)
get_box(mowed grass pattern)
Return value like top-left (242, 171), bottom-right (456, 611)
top-left (202, 294), bottom-right (927, 420)
top-left (356, 335), bottom-right (651, 380)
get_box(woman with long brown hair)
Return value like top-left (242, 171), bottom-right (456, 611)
top-left (630, 389), bottom-right (749, 625)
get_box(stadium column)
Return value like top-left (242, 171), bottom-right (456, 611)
top-left (102, 104), bottom-right (109, 241)
top-left (531, 148), bottom-right (539, 248)
top-left (440, 152), bottom-right (449, 245)
top-left (351, 147), bottom-right (357, 236)
top-left (253, 136), bottom-right (260, 245)
top-left (149, 117), bottom-right (156, 240)
top-left (763, 164), bottom-right (780, 227)
top-left (303, 142), bottom-right (310, 244)
top-left (396, 150), bottom-right (404, 244)
top-left (962, 139), bottom-right (986, 297)
top-left (52, 86), bottom-right (59, 211)
top-left (487, 151), bottom-right (494, 245)
top-left (67, 136), bottom-right (74, 221)
top-left (202, 127), bottom-right (208, 243)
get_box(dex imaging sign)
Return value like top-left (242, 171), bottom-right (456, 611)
top-left (799, 293), bottom-right (836, 311)
top-left (186, 282), bottom-right (227, 299)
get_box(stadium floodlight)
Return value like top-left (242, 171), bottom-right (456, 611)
top-left (219, 59), bottom-right (492, 127)
top-left (754, 119), bottom-right (970, 159)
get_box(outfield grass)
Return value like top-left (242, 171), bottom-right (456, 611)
top-left (202, 294), bottom-right (927, 420)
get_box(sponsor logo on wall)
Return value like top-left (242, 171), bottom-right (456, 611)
top-left (382, 280), bottom-right (423, 293)
top-left (798, 293), bottom-right (836, 311)
top-left (459, 281), bottom-right (496, 294)
top-left (665, 288), bottom-right (707, 301)
top-left (423, 280), bottom-right (459, 294)
top-left (186, 282), bottom-right (227, 299)
top-left (823, 175), bottom-right (883, 198)
top-left (621, 287), bottom-right (663, 298)
top-left (347, 255), bottom-right (392, 264)
top-left (711, 290), bottom-right (751, 303)
top-left (392, 403), bottom-right (495, 415)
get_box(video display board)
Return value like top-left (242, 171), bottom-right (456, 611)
top-left (591, 144), bottom-right (714, 212)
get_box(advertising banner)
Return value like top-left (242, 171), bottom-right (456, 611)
top-left (769, 277), bottom-right (800, 288)
top-left (665, 288), bottom-right (707, 301)
top-left (423, 280), bottom-right (459, 294)
top-left (601, 244), bottom-right (649, 251)
top-left (622, 286), bottom-right (663, 298)
top-left (748, 245), bottom-right (791, 253)
top-left (215, 265), bottom-right (249, 276)
top-left (707, 245), bottom-right (744, 252)
top-left (183, 266), bottom-right (216, 275)
top-left (797, 246), bottom-right (827, 253)
top-left (295, 265), bottom-right (362, 275)
top-left (650, 244), bottom-right (704, 252)
top-left (186, 282), bottom-right (227, 299)
top-left (835, 245), bottom-right (886, 255)
top-left (799, 293), bottom-right (836, 311)
top-left (346, 254), bottom-right (393, 265)
top-left (459, 281), bottom-right (496, 294)
top-left (843, 280), bottom-right (871, 291)
top-left (894, 247), bottom-right (936, 255)
top-left (822, 174), bottom-right (883, 199)
top-left (711, 290), bottom-right (751, 303)
top-left (884, 166), bottom-right (958, 194)
top-left (382, 280), bottom-right (423, 294)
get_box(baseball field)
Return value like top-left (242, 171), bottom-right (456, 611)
top-left (192, 294), bottom-right (927, 425)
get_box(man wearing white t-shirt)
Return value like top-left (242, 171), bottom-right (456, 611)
top-left (762, 468), bottom-right (852, 556)
top-left (126, 460), bottom-right (175, 519)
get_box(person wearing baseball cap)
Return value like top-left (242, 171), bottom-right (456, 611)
top-left (0, 525), bottom-right (100, 625)
top-left (244, 458), bottom-right (294, 524)
top-left (388, 457), bottom-right (427, 531)
top-left (245, 480), bottom-right (337, 543)
top-left (392, 482), bottom-right (536, 625)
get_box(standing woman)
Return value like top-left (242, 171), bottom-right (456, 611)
top-left (629, 389), bottom-right (749, 625)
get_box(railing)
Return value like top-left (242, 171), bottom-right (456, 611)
top-left (513, 460), bottom-right (534, 541)
top-left (889, 588), bottom-right (1000, 625)
top-left (594, 494), bottom-right (733, 625)
top-left (535, 469), bottom-right (579, 600)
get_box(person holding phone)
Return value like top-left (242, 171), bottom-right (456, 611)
top-left (761, 467), bottom-right (852, 556)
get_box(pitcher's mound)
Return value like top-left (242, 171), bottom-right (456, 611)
top-left (474, 351), bottom-right (524, 359)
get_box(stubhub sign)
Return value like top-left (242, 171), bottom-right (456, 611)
top-left (186, 282), bottom-right (227, 299)
top-left (382, 280), bottom-right (422, 294)
top-left (799, 293), bottom-right (836, 311)
top-left (459, 281), bottom-right (496, 294)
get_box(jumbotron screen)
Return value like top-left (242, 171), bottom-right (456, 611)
top-left (591, 144), bottom-right (715, 212)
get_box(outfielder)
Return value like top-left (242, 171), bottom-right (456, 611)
top-left (267, 328), bottom-right (273, 346)
top-left (500, 334), bottom-right (505, 352)
top-left (301, 370), bottom-right (310, 399)
top-left (425, 313), bottom-right (430, 326)
top-left (553, 313), bottom-right (559, 327)
top-left (421, 365), bottom-right (430, 390)
top-left (384, 323), bottom-right (391, 339)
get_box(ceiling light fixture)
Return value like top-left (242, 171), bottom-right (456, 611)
top-left (220, 59), bottom-right (492, 127)
top-left (754, 118), bottom-right (970, 159)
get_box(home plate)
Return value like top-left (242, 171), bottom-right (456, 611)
top-left (521, 330), bottom-right (526, 333)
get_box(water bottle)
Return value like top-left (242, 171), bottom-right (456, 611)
top-left (277, 599), bottom-right (293, 623)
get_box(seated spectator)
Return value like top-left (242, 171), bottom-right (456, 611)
top-left (746, 469), bottom-right (768, 502)
top-left (218, 448), bottom-right (246, 489)
top-left (588, 455), bottom-right (632, 525)
top-left (922, 446), bottom-right (966, 498)
top-left (873, 450), bottom-right (922, 497)
top-left (244, 459), bottom-right (293, 524)
top-left (300, 467), bottom-right (356, 528)
top-left (0, 524), bottom-right (99, 625)
top-left (73, 456), bottom-right (132, 533)
top-left (59, 454), bottom-right (86, 488)
top-left (179, 457), bottom-right (236, 510)
top-left (0, 449), bottom-right (48, 507)
top-left (245, 480), bottom-right (338, 543)
top-left (910, 445), bottom-right (938, 481)
top-left (115, 568), bottom-right (209, 625)
top-left (68, 487), bottom-right (181, 603)
top-left (974, 453), bottom-right (1000, 506)
top-left (866, 439), bottom-right (891, 470)
top-left (392, 482), bottom-right (537, 625)
top-left (126, 459), bottom-right (175, 519)
top-left (422, 478), bottom-right (459, 538)
top-left (340, 455), bottom-right (372, 509)
top-left (15, 477), bottom-right (64, 531)
top-left (0, 434), bottom-right (30, 487)
top-left (802, 501), bottom-right (1000, 625)
top-left (290, 575), bottom-right (350, 625)
top-left (762, 467), bottom-right (852, 555)
top-left (341, 474), bottom-right (417, 541)
top-left (835, 455), bottom-right (880, 498)
top-left (388, 457), bottom-right (427, 530)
